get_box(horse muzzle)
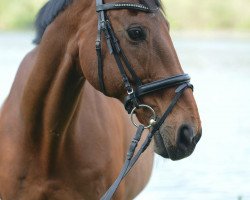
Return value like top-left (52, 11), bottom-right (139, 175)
top-left (154, 124), bottom-right (202, 160)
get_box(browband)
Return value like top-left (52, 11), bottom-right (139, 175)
top-left (96, 3), bottom-right (151, 12)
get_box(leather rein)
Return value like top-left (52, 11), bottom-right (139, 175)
top-left (95, 1), bottom-right (193, 199)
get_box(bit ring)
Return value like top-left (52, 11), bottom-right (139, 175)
top-left (130, 104), bottom-right (157, 129)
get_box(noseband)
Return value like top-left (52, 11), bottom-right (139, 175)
top-left (95, 0), bottom-right (193, 199)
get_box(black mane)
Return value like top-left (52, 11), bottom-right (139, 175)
top-left (34, 0), bottom-right (162, 45)
top-left (34, 0), bottom-right (72, 44)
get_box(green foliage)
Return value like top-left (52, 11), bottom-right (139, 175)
top-left (0, 0), bottom-right (45, 30)
top-left (162, 0), bottom-right (250, 30)
top-left (0, 0), bottom-right (249, 30)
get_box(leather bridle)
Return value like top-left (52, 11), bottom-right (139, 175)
top-left (95, 0), bottom-right (193, 199)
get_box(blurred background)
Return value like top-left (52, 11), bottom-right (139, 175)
top-left (1, 0), bottom-right (250, 31)
top-left (0, 0), bottom-right (250, 199)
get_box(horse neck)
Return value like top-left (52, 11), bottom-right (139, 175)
top-left (22, 0), bottom-right (95, 132)
top-left (21, 1), bottom-right (95, 172)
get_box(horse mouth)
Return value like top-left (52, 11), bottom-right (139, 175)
top-left (153, 129), bottom-right (202, 160)
top-left (153, 130), bottom-right (170, 158)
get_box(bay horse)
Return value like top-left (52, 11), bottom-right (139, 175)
top-left (0, 0), bottom-right (202, 199)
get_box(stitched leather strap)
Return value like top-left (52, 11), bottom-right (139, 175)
top-left (100, 125), bottom-right (144, 200)
top-left (124, 74), bottom-right (191, 113)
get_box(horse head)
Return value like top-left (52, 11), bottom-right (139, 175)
top-left (78, 0), bottom-right (202, 160)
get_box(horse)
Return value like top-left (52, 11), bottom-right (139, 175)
top-left (0, 0), bottom-right (202, 199)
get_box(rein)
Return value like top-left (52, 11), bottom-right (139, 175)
top-left (95, 1), bottom-right (193, 199)
top-left (101, 83), bottom-right (191, 200)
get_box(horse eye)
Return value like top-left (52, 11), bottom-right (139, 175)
top-left (127, 27), bottom-right (146, 41)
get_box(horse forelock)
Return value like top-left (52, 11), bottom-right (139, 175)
top-left (33, 0), bottom-right (72, 45)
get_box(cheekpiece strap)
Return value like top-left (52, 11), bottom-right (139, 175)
top-left (96, 3), bottom-right (150, 12)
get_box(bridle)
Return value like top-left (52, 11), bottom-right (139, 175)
top-left (95, 0), bottom-right (193, 199)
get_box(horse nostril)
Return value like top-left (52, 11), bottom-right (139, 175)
top-left (177, 125), bottom-right (194, 147)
